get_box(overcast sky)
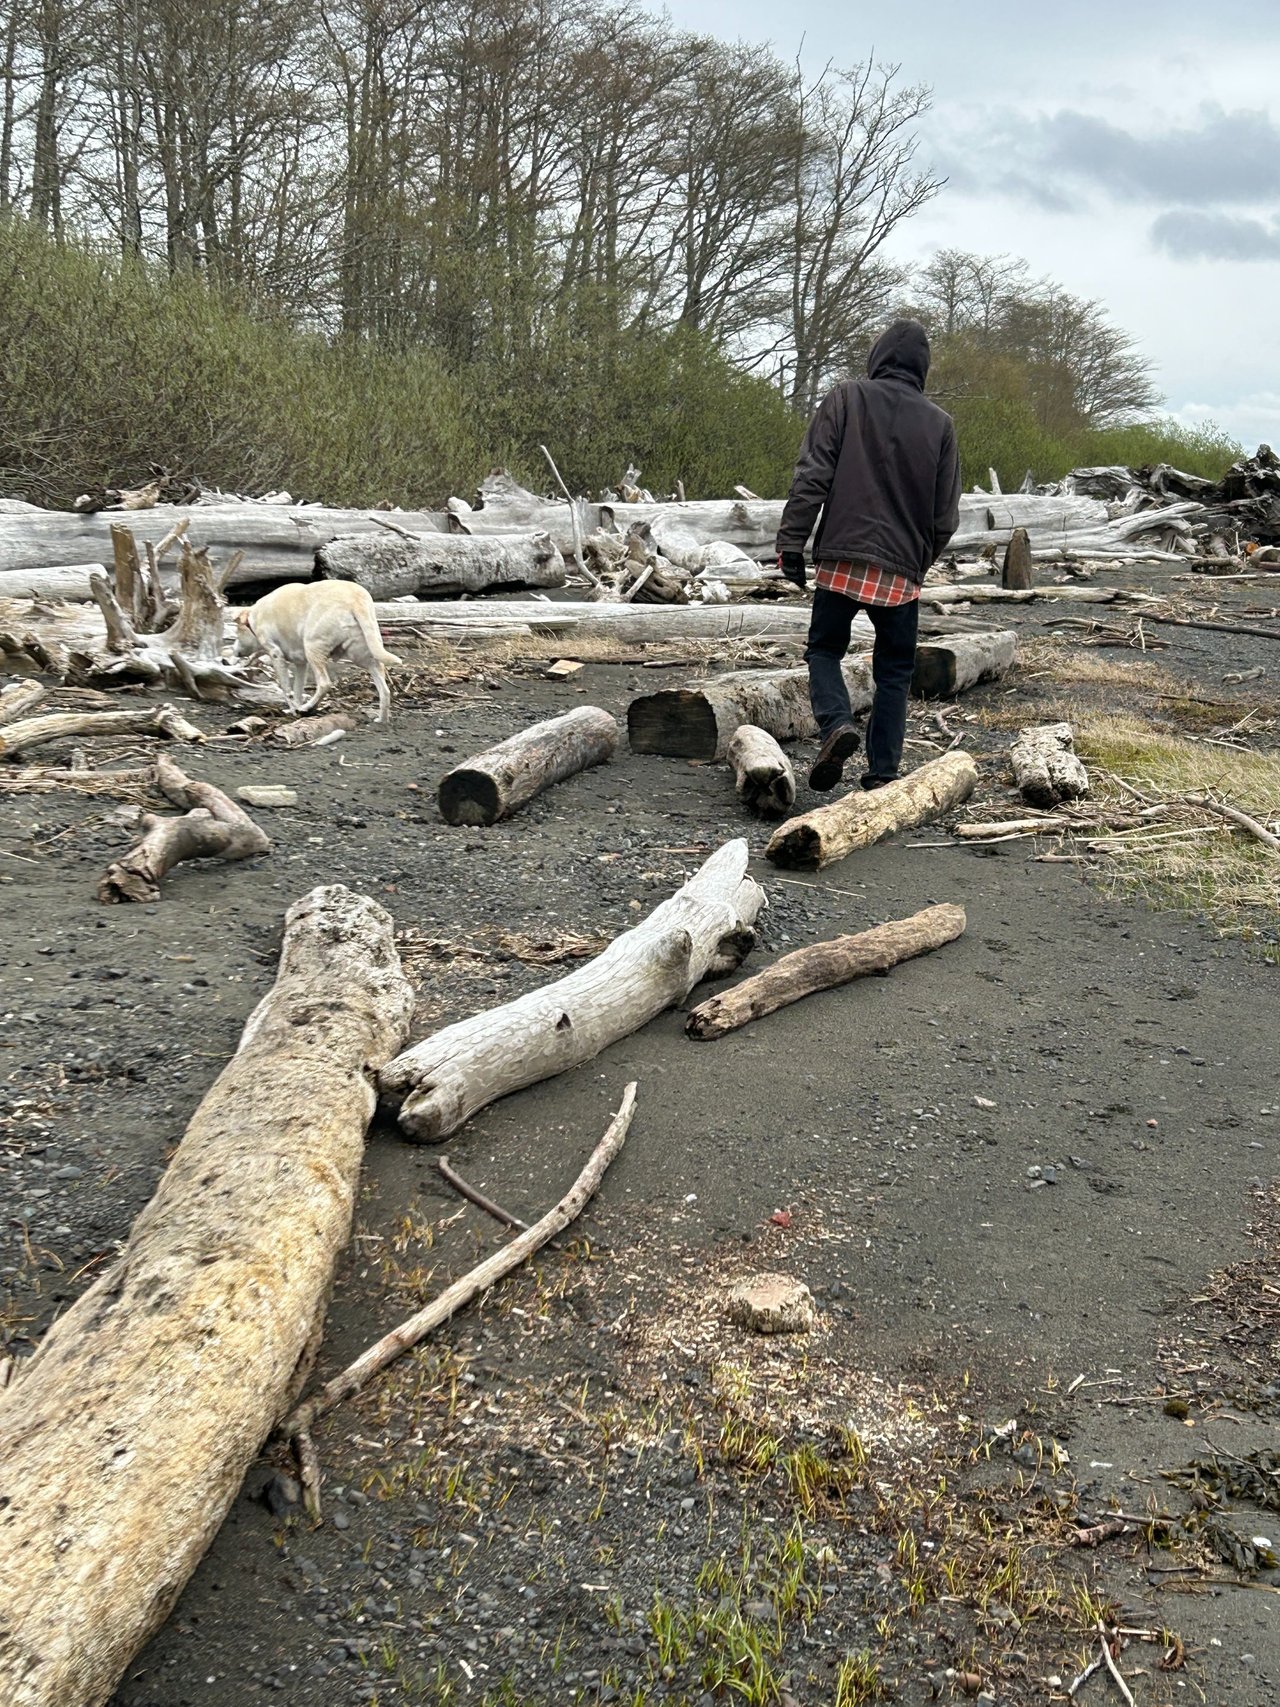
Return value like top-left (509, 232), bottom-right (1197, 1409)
top-left (662, 0), bottom-right (1280, 448)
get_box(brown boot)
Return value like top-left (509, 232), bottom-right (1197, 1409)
top-left (807, 724), bottom-right (860, 791)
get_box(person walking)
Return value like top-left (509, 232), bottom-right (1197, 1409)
top-left (776, 318), bottom-right (961, 792)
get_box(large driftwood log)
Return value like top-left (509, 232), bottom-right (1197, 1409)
top-left (1010, 723), bottom-right (1089, 807)
top-left (0, 703), bottom-right (200, 759)
top-left (437, 706), bottom-right (619, 826)
top-left (0, 680), bottom-right (47, 725)
top-left (0, 564), bottom-right (108, 603)
top-left (99, 754), bottom-right (271, 902)
top-left (380, 839), bottom-right (765, 1141)
top-left (727, 725), bottom-right (796, 818)
top-left (766, 751), bottom-right (980, 869)
top-left (0, 885), bottom-right (414, 1707)
top-left (317, 529), bottom-right (563, 600)
top-left (685, 903), bottom-right (967, 1038)
top-left (629, 657), bottom-right (873, 760)
top-left (912, 629), bottom-right (1018, 699)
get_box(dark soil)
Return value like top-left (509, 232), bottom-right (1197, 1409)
top-left (2, 568), bottom-right (1279, 1707)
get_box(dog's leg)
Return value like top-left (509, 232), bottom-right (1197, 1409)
top-left (295, 645), bottom-right (333, 715)
top-left (267, 647), bottom-right (297, 712)
top-left (370, 663), bottom-right (392, 725)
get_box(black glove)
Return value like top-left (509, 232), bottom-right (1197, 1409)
top-left (778, 550), bottom-right (807, 590)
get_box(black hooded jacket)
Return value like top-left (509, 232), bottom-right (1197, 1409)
top-left (775, 320), bottom-right (961, 584)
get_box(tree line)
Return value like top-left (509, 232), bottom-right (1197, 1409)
top-left (1, 0), bottom-right (1238, 505)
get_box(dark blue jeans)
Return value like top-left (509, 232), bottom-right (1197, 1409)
top-left (805, 586), bottom-right (918, 783)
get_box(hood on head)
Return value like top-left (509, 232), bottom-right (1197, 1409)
top-left (866, 319), bottom-right (930, 389)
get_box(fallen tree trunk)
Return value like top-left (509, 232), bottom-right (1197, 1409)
top-left (727, 725), bottom-right (796, 818)
top-left (99, 754), bottom-right (271, 902)
top-left (912, 629), bottom-right (1018, 699)
top-left (0, 680), bottom-right (47, 725)
top-left (437, 706), bottom-right (619, 826)
top-left (0, 885), bottom-right (414, 1707)
top-left (0, 703), bottom-right (201, 759)
top-left (281, 1083), bottom-right (636, 1465)
top-left (629, 656), bottom-right (872, 760)
top-left (317, 529), bottom-right (563, 600)
top-left (0, 564), bottom-right (108, 603)
top-left (380, 839), bottom-right (764, 1141)
top-left (685, 903), bottom-right (967, 1038)
top-left (766, 751), bottom-right (979, 869)
top-left (1010, 723), bottom-right (1089, 806)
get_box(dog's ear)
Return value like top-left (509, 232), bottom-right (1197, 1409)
top-left (236, 610), bottom-right (253, 633)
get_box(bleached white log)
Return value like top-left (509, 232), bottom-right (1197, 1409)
top-left (1010, 723), bottom-right (1090, 807)
top-left (380, 840), bottom-right (765, 1142)
top-left (437, 706), bottom-right (618, 825)
top-left (317, 530), bottom-right (562, 599)
top-left (727, 725), bottom-right (796, 818)
top-left (0, 564), bottom-right (109, 602)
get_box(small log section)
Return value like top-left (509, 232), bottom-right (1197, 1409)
top-left (1002, 527), bottom-right (1034, 590)
top-left (912, 629), bottom-right (1018, 700)
top-left (0, 885), bottom-right (414, 1707)
top-left (0, 703), bottom-right (200, 760)
top-left (686, 904), bottom-right (967, 1038)
top-left (1010, 723), bottom-right (1089, 807)
top-left (766, 751), bottom-right (980, 870)
top-left (316, 529), bottom-right (563, 600)
top-left (727, 725), bottom-right (796, 818)
top-left (438, 706), bottom-right (619, 827)
top-left (99, 754), bottom-right (271, 903)
top-left (629, 657), bottom-right (873, 761)
top-left (381, 839), bottom-right (764, 1141)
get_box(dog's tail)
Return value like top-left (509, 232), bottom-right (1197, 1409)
top-left (353, 602), bottom-right (403, 668)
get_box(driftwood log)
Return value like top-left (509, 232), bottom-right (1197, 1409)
top-left (0, 885), bottom-right (414, 1707)
top-left (1002, 528), bottom-right (1033, 590)
top-left (629, 657), bottom-right (872, 760)
top-left (381, 839), bottom-right (764, 1141)
top-left (1010, 723), bottom-right (1089, 806)
top-left (438, 706), bottom-right (619, 827)
top-left (0, 680), bottom-right (47, 725)
top-left (912, 630), bottom-right (1018, 699)
top-left (270, 712), bottom-right (358, 747)
top-left (0, 703), bottom-right (201, 759)
top-left (727, 725), bottom-right (796, 818)
top-left (685, 904), bottom-right (967, 1038)
top-left (0, 564), bottom-right (108, 603)
top-left (766, 751), bottom-right (980, 869)
top-left (316, 529), bottom-right (563, 600)
top-left (99, 754), bottom-right (271, 902)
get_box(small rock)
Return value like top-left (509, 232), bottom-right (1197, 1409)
top-left (261, 1472), bottom-right (301, 1516)
top-left (237, 785), bottom-right (298, 808)
top-left (331, 1509), bottom-right (351, 1531)
top-left (725, 1273), bottom-right (816, 1334)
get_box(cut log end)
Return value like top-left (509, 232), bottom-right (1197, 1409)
top-left (437, 770), bottom-right (502, 827)
top-left (628, 691), bottom-right (718, 759)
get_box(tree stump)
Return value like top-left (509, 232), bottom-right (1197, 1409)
top-left (0, 886), bottom-right (414, 1707)
top-left (912, 630), bottom-right (1018, 699)
top-left (766, 751), bottom-right (979, 869)
top-left (1002, 526), bottom-right (1034, 589)
top-left (1010, 723), bottom-right (1089, 806)
top-left (437, 706), bottom-right (619, 826)
top-left (727, 725), bottom-right (796, 818)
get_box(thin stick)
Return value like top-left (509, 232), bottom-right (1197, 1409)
top-left (370, 514), bottom-right (423, 542)
top-left (1067, 1654), bottom-right (1104, 1698)
top-left (1184, 793), bottom-right (1280, 858)
top-left (1097, 1622), bottom-right (1136, 1707)
top-left (540, 444), bottom-right (599, 588)
top-left (437, 1155), bottom-right (529, 1230)
top-left (294, 1428), bottom-right (323, 1523)
top-left (280, 1083), bottom-right (637, 1441)
top-left (1147, 612), bottom-right (1280, 642)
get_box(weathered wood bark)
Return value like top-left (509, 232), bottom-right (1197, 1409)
top-left (270, 712), bottom-right (358, 747)
top-left (317, 530), bottom-right (564, 600)
top-left (0, 703), bottom-right (200, 759)
top-left (1010, 723), bottom-right (1089, 807)
top-left (727, 725), bottom-right (796, 818)
top-left (438, 706), bottom-right (618, 827)
top-left (685, 904), bottom-right (967, 1038)
top-left (1002, 527), bottom-right (1033, 590)
top-left (381, 839), bottom-right (765, 1141)
top-left (99, 754), bottom-right (271, 903)
top-left (282, 1083), bottom-right (636, 1451)
top-left (921, 585), bottom-right (1152, 607)
top-left (912, 630), bottom-right (1018, 700)
top-left (0, 680), bottom-right (47, 725)
top-left (0, 885), bottom-right (414, 1707)
top-left (0, 564), bottom-right (108, 602)
top-left (629, 657), bottom-right (873, 761)
top-left (766, 751), bottom-right (980, 869)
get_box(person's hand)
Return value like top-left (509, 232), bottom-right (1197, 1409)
top-left (778, 550), bottom-right (807, 590)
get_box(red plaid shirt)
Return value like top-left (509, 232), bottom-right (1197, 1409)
top-left (815, 561), bottom-right (919, 606)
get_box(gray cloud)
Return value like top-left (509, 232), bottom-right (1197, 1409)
top-left (1032, 106), bottom-right (1280, 205)
top-left (1151, 209), bottom-right (1280, 261)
